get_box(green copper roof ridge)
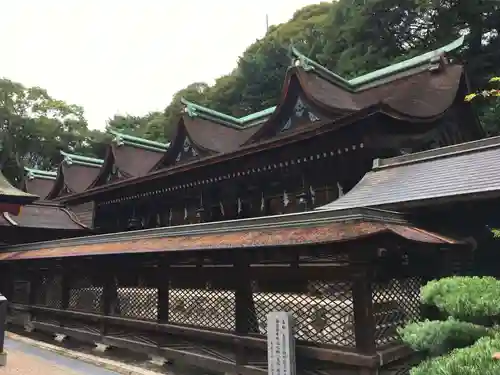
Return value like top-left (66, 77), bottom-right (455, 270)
top-left (24, 167), bottom-right (57, 176)
top-left (24, 167), bottom-right (57, 180)
top-left (349, 35), bottom-right (465, 86)
top-left (108, 129), bottom-right (169, 150)
top-left (60, 150), bottom-right (104, 166)
top-left (290, 46), bottom-right (351, 89)
top-left (290, 35), bottom-right (465, 89)
top-left (181, 98), bottom-right (275, 127)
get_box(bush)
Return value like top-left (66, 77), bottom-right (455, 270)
top-left (400, 276), bottom-right (500, 374)
top-left (421, 276), bottom-right (500, 323)
top-left (398, 318), bottom-right (492, 356)
top-left (411, 334), bottom-right (500, 375)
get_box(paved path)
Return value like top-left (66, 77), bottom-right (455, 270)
top-left (0, 338), bottom-right (119, 375)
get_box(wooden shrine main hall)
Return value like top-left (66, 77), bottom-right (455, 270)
top-left (0, 36), bottom-right (496, 375)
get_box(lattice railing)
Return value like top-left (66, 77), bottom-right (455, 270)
top-left (114, 287), bottom-right (158, 321)
top-left (372, 278), bottom-right (422, 346)
top-left (252, 280), bottom-right (355, 347)
top-left (169, 287), bottom-right (235, 331)
top-left (35, 275), bottom-right (62, 309)
top-left (68, 276), bottom-right (103, 314)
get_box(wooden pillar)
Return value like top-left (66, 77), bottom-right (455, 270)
top-left (234, 254), bottom-right (257, 368)
top-left (157, 257), bottom-right (169, 324)
top-left (28, 271), bottom-right (39, 306)
top-left (60, 264), bottom-right (70, 310)
top-left (101, 264), bottom-right (116, 336)
top-left (352, 271), bottom-right (375, 353)
top-left (350, 248), bottom-right (376, 354)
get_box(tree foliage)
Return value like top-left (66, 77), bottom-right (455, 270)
top-left (0, 78), bottom-right (102, 183)
top-left (107, 111), bottom-right (168, 142)
top-left (399, 277), bottom-right (500, 374)
top-left (2, 0), bottom-right (500, 181)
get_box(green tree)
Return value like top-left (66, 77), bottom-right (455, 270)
top-left (0, 78), bottom-right (99, 183)
top-left (232, 2), bottom-right (332, 114)
top-left (107, 111), bottom-right (168, 142)
top-left (163, 82), bottom-right (209, 137)
top-left (161, 3), bottom-right (333, 122)
top-left (465, 77), bottom-right (500, 135)
top-left (399, 276), bottom-right (500, 374)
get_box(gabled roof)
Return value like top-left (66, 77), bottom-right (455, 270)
top-left (290, 36), bottom-right (464, 91)
top-left (153, 103), bottom-right (269, 168)
top-left (317, 135), bottom-right (500, 211)
top-left (245, 36), bottom-right (467, 144)
top-left (91, 130), bottom-right (170, 186)
top-left (154, 36), bottom-right (468, 167)
top-left (23, 167), bottom-right (57, 199)
top-left (46, 151), bottom-right (104, 200)
top-left (56, 36), bottom-right (478, 202)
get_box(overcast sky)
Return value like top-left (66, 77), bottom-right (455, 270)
top-left (0, 1), bottom-right (320, 130)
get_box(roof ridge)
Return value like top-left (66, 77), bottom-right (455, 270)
top-left (60, 150), bottom-right (104, 168)
top-left (373, 135), bottom-right (500, 170)
top-left (291, 35), bottom-right (465, 91)
top-left (108, 129), bottom-right (170, 152)
top-left (24, 167), bottom-right (57, 180)
top-left (181, 98), bottom-right (275, 128)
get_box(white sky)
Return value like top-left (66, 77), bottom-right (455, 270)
top-left (0, 1), bottom-right (321, 130)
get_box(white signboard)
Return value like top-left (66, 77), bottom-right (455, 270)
top-left (267, 312), bottom-right (296, 375)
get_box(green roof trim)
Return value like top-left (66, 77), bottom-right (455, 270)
top-left (291, 35), bottom-right (465, 91)
top-left (108, 129), bottom-right (169, 153)
top-left (181, 98), bottom-right (275, 129)
top-left (24, 167), bottom-right (57, 180)
top-left (60, 150), bottom-right (104, 168)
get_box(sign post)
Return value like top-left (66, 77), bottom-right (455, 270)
top-left (267, 312), bottom-right (296, 375)
top-left (0, 294), bottom-right (7, 366)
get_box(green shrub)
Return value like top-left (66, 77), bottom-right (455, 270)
top-left (421, 277), bottom-right (500, 323)
top-left (398, 317), bottom-right (492, 356)
top-left (410, 334), bottom-right (500, 375)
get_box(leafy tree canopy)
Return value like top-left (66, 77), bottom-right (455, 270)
top-left (2, 0), bottom-right (500, 180)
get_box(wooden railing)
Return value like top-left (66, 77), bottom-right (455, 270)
top-left (2, 252), bottom-right (421, 375)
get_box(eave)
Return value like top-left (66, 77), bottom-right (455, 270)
top-left (55, 104), bottom-right (457, 205)
top-left (0, 207), bottom-right (466, 261)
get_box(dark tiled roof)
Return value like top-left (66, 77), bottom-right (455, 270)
top-left (318, 136), bottom-right (500, 211)
top-left (62, 163), bottom-right (102, 194)
top-left (24, 178), bottom-right (55, 200)
top-left (183, 116), bottom-right (259, 153)
top-left (0, 207), bottom-right (463, 261)
top-left (112, 143), bottom-right (165, 177)
top-left (0, 202), bottom-right (87, 230)
top-left (300, 64), bottom-right (463, 119)
top-left (55, 39), bottom-right (476, 202)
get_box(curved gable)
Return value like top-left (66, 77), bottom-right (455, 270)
top-left (23, 168), bottom-right (57, 199)
top-left (47, 151), bottom-right (103, 199)
top-left (245, 36), bottom-right (466, 145)
top-left (153, 102), bottom-right (272, 170)
top-left (153, 121), bottom-right (204, 169)
top-left (91, 131), bottom-right (169, 187)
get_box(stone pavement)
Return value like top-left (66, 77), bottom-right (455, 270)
top-left (0, 338), bottom-right (119, 375)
